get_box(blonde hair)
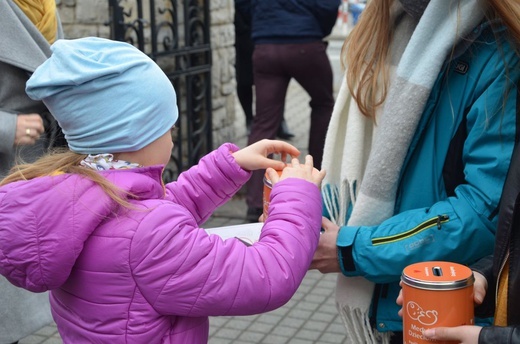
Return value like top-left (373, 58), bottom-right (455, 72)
top-left (344, 0), bottom-right (520, 119)
top-left (488, 0), bottom-right (520, 53)
top-left (1, 149), bottom-right (135, 208)
top-left (342, 0), bottom-right (392, 119)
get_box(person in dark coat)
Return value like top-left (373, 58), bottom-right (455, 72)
top-left (237, 0), bottom-right (340, 222)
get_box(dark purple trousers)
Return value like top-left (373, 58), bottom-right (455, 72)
top-left (246, 41), bottom-right (334, 209)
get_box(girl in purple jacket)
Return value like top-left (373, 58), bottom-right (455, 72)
top-left (0, 37), bottom-right (325, 343)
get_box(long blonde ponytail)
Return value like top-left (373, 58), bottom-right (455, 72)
top-left (342, 0), bottom-right (393, 119)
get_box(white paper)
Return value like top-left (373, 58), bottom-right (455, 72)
top-left (205, 222), bottom-right (263, 246)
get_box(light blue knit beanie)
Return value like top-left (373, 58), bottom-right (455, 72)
top-left (26, 37), bottom-right (179, 154)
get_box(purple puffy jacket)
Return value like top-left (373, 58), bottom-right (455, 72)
top-left (0, 143), bottom-right (322, 343)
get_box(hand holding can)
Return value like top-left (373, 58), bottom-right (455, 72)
top-left (262, 155), bottom-right (326, 220)
top-left (401, 261), bottom-right (474, 344)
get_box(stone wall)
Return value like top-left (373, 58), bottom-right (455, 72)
top-left (55, 0), bottom-right (243, 149)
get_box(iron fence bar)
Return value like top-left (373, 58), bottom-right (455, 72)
top-left (108, 0), bottom-right (212, 182)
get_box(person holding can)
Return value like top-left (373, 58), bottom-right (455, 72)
top-left (309, 0), bottom-right (520, 343)
top-left (406, 150), bottom-right (520, 343)
top-left (397, 145), bottom-right (520, 344)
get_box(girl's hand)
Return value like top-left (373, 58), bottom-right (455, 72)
top-left (257, 155), bottom-right (325, 224)
top-left (423, 326), bottom-right (482, 344)
top-left (265, 155), bottom-right (326, 188)
top-left (232, 139), bottom-right (300, 171)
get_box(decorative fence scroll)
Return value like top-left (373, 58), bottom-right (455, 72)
top-left (108, 0), bottom-right (213, 182)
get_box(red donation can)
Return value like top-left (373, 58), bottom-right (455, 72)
top-left (263, 169), bottom-right (283, 220)
top-left (401, 261), bottom-right (474, 344)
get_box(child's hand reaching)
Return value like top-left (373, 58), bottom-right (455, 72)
top-left (257, 155), bottom-right (326, 223)
top-left (232, 139), bottom-right (300, 171)
top-left (266, 155), bottom-right (326, 188)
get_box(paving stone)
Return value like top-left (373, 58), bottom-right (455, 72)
top-left (287, 338), bottom-right (315, 344)
top-left (261, 334), bottom-right (290, 344)
top-left (279, 317), bottom-right (306, 329)
top-left (318, 332), bottom-right (348, 343)
top-left (287, 308), bottom-right (313, 320)
top-left (309, 311), bottom-right (337, 323)
top-left (237, 330), bottom-right (266, 342)
top-left (213, 328), bottom-right (243, 340)
top-left (34, 326), bottom-right (59, 337)
top-left (293, 328), bottom-right (323, 341)
top-left (246, 321), bottom-right (276, 333)
top-left (255, 313), bottom-right (283, 325)
top-left (271, 325), bottom-right (299, 337)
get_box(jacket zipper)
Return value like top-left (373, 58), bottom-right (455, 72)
top-left (371, 215), bottom-right (449, 246)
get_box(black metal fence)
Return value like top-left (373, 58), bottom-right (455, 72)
top-left (108, 0), bottom-right (212, 182)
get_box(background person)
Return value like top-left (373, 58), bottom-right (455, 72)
top-left (0, 37), bottom-right (326, 343)
top-left (236, 0), bottom-right (339, 222)
top-left (0, 1), bottom-right (64, 342)
top-left (310, 0), bottom-right (520, 342)
top-left (234, 2), bottom-right (254, 134)
top-left (233, 1), bottom-right (294, 138)
top-left (1, 0), bottom-right (66, 178)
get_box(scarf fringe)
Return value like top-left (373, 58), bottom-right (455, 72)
top-left (337, 304), bottom-right (392, 344)
top-left (323, 180), bottom-right (355, 227)
top-left (322, 184), bottom-right (341, 226)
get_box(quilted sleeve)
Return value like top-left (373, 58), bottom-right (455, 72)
top-left (164, 143), bottom-right (250, 224)
top-left (130, 178), bottom-right (322, 317)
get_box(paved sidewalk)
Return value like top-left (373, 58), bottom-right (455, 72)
top-left (18, 79), bottom-right (347, 344)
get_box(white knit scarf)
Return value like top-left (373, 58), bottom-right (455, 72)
top-left (321, 1), bottom-right (485, 342)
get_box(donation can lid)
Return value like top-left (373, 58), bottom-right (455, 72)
top-left (401, 261), bottom-right (474, 290)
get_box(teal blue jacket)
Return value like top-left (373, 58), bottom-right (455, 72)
top-left (334, 24), bottom-right (520, 332)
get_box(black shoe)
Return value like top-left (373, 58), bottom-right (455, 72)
top-left (277, 119), bottom-right (294, 140)
top-left (246, 207), bottom-right (263, 223)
